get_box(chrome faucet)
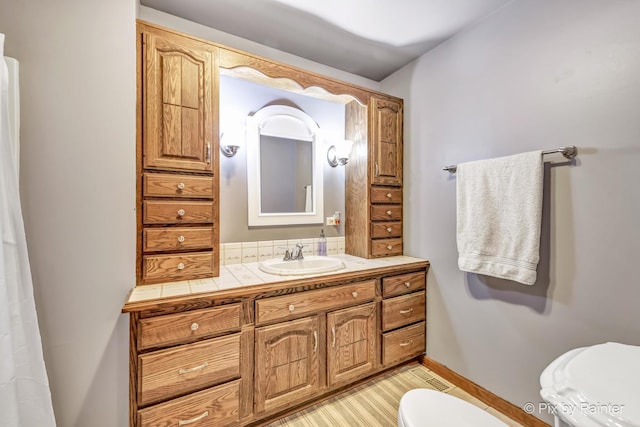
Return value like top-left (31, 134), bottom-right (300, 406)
top-left (292, 243), bottom-right (305, 260)
top-left (280, 243), bottom-right (306, 261)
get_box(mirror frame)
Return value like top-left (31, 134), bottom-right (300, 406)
top-left (246, 105), bottom-right (324, 226)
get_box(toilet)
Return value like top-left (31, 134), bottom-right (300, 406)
top-left (540, 342), bottom-right (640, 427)
top-left (398, 388), bottom-right (508, 427)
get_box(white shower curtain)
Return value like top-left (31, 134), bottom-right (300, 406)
top-left (0, 34), bottom-right (57, 426)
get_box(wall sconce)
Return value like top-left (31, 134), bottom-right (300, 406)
top-left (220, 130), bottom-right (242, 158)
top-left (327, 139), bottom-right (354, 167)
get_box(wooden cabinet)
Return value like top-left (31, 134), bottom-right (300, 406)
top-left (327, 302), bottom-right (377, 387)
top-left (125, 262), bottom-right (429, 427)
top-left (137, 23), bottom-right (220, 284)
top-left (254, 316), bottom-right (320, 414)
top-left (345, 95), bottom-right (404, 259)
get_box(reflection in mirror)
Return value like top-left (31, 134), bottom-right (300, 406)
top-left (247, 105), bottom-right (324, 226)
top-left (260, 135), bottom-right (313, 213)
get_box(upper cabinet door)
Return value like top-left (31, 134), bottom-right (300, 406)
top-left (143, 31), bottom-right (217, 172)
top-left (370, 96), bottom-right (403, 186)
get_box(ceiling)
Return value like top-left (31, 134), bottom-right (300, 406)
top-left (140, 0), bottom-right (511, 81)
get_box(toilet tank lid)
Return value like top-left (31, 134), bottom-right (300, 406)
top-left (540, 342), bottom-right (640, 427)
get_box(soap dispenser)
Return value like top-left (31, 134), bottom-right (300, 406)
top-left (318, 229), bottom-right (327, 256)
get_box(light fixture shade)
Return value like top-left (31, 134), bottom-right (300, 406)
top-left (220, 128), bottom-right (243, 157)
top-left (327, 139), bottom-right (354, 167)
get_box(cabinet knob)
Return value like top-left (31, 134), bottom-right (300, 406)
top-left (405, 281), bottom-right (411, 288)
top-left (190, 322), bottom-right (199, 331)
top-left (177, 263), bottom-right (185, 270)
top-left (387, 227), bottom-right (392, 233)
top-left (177, 235), bottom-right (185, 243)
top-left (387, 245), bottom-right (393, 250)
top-left (177, 209), bottom-right (186, 217)
top-left (352, 291), bottom-right (358, 298)
top-left (289, 304), bottom-right (295, 312)
top-left (177, 182), bottom-right (185, 190)
top-left (386, 210), bottom-right (392, 216)
top-left (386, 193), bottom-right (392, 199)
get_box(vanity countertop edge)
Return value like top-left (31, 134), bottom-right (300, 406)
top-left (122, 254), bottom-right (429, 313)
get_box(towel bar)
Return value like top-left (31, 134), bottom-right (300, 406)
top-left (443, 145), bottom-right (577, 173)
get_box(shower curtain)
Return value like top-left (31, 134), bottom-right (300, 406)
top-left (0, 34), bottom-right (57, 426)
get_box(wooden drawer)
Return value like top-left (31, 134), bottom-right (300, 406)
top-left (382, 291), bottom-right (425, 331)
top-left (371, 221), bottom-right (402, 238)
top-left (137, 380), bottom-right (240, 427)
top-left (371, 238), bottom-right (403, 257)
top-left (256, 281), bottom-right (376, 325)
top-left (382, 271), bottom-right (426, 298)
top-left (138, 305), bottom-right (241, 351)
top-left (370, 187), bottom-right (402, 204)
top-left (143, 200), bottom-right (213, 224)
top-left (143, 252), bottom-right (213, 282)
top-left (382, 322), bottom-right (425, 365)
top-left (143, 227), bottom-right (214, 252)
top-left (370, 205), bottom-right (402, 221)
top-left (138, 334), bottom-right (240, 407)
top-left (143, 173), bottom-right (213, 199)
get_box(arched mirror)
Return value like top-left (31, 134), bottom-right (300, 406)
top-left (246, 105), bottom-right (324, 226)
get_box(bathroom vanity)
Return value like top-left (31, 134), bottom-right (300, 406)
top-left (123, 255), bottom-right (429, 426)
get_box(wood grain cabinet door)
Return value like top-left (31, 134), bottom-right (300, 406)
top-left (143, 31), bottom-right (217, 172)
top-left (370, 96), bottom-right (403, 186)
top-left (327, 302), bottom-right (377, 387)
top-left (254, 316), bottom-right (320, 414)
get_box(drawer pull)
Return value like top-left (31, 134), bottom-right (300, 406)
top-left (177, 182), bottom-right (186, 190)
top-left (177, 235), bottom-right (185, 243)
top-left (386, 192), bottom-right (393, 199)
top-left (313, 331), bottom-right (318, 352)
top-left (178, 362), bottom-right (208, 375)
top-left (190, 322), bottom-right (199, 331)
top-left (387, 227), bottom-right (392, 233)
top-left (387, 245), bottom-right (393, 250)
top-left (331, 326), bottom-right (336, 348)
top-left (177, 209), bottom-right (186, 217)
top-left (178, 410), bottom-right (209, 426)
top-left (386, 210), bottom-right (392, 216)
top-left (400, 340), bottom-right (414, 347)
top-left (405, 282), bottom-right (411, 288)
top-left (177, 263), bottom-right (185, 270)
top-left (400, 308), bottom-right (414, 315)
top-left (289, 304), bottom-right (295, 312)
top-left (352, 291), bottom-right (358, 298)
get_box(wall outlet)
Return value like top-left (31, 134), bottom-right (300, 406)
top-left (326, 217), bottom-right (336, 225)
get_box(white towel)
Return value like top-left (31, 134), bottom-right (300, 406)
top-left (304, 184), bottom-right (312, 212)
top-left (456, 150), bottom-right (543, 285)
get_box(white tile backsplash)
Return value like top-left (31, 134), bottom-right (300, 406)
top-left (221, 236), bottom-right (346, 265)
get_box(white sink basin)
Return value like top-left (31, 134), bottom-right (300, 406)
top-left (259, 256), bottom-right (346, 276)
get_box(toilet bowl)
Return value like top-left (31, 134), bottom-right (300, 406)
top-left (540, 342), bottom-right (640, 427)
top-left (398, 388), bottom-right (508, 427)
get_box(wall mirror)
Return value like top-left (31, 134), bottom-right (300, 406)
top-left (246, 105), bottom-right (324, 226)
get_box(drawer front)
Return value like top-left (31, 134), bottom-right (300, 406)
top-left (382, 271), bottom-right (426, 298)
top-left (138, 334), bottom-right (240, 407)
top-left (143, 252), bottom-right (213, 282)
top-left (143, 227), bottom-right (214, 252)
top-left (382, 322), bottom-right (426, 366)
top-left (371, 221), bottom-right (402, 238)
top-left (143, 200), bottom-right (213, 224)
top-left (370, 187), bottom-right (402, 204)
top-left (382, 291), bottom-right (426, 331)
top-left (371, 238), bottom-right (403, 257)
top-left (138, 380), bottom-right (240, 427)
top-left (138, 304), bottom-right (241, 351)
top-left (370, 205), bottom-right (402, 221)
top-left (256, 281), bottom-right (376, 325)
top-left (143, 173), bottom-right (213, 199)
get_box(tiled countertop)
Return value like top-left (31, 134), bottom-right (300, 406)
top-left (125, 254), bottom-right (427, 305)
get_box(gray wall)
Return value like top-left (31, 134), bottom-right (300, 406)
top-left (220, 75), bottom-right (347, 242)
top-left (381, 0), bottom-right (640, 423)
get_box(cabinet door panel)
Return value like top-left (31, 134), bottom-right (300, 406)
top-left (254, 316), bottom-right (320, 414)
top-left (143, 32), bottom-right (216, 172)
top-left (327, 303), bottom-right (376, 387)
top-left (370, 96), bottom-right (403, 186)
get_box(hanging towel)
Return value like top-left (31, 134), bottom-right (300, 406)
top-left (456, 150), bottom-right (543, 285)
top-left (304, 184), bottom-right (312, 212)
